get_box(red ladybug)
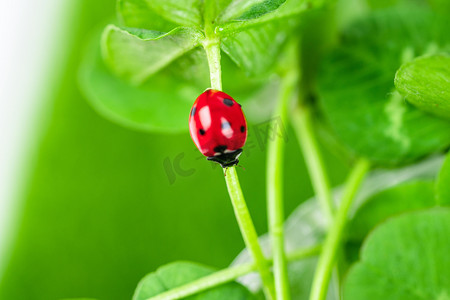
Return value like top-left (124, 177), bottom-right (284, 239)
top-left (189, 89), bottom-right (248, 168)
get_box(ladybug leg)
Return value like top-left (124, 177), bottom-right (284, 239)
top-left (237, 164), bottom-right (246, 171)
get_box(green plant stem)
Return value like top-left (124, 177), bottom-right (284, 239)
top-left (146, 244), bottom-right (322, 300)
top-left (225, 166), bottom-right (276, 300)
top-left (309, 159), bottom-right (370, 300)
top-left (266, 75), bottom-right (297, 300)
top-left (203, 37), bottom-right (222, 91)
top-left (290, 100), bottom-right (342, 294)
top-left (202, 0), bottom-right (222, 91)
top-left (147, 263), bottom-right (254, 300)
top-left (203, 14), bottom-right (272, 298)
top-left (290, 104), bottom-right (334, 222)
top-left (286, 243), bottom-right (322, 261)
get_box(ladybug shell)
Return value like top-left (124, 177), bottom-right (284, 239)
top-left (189, 89), bottom-right (247, 158)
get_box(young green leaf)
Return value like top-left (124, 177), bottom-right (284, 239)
top-left (216, 0), bottom-right (312, 37)
top-left (219, 0), bottom-right (286, 23)
top-left (113, 0), bottom-right (316, 86)
top-left (348, 180), bottom-right (436, 242)
top-left (117, 0), bottom-right (177, 32)
top-left (217, 0), bottom-right (317, 77)
top-left (319, 7), bottom-right (450, 165)
top-left (101, 25), bottom-right (203, 85)
top-left (118, 0), bottom-right (204, 28)
top-left (148, 0), bottom-right (202, 26)
top-left (81, 30), bottom-right (275, 132)
top-left (436, 152), bottom-right (450, 206)
top-left (133, 261), bottom-right (254, 300)
top-left (344, 208), bottom-right (450, 300)
top-left (221, 21), bottom-right (288, 77)
top-left (395, 54), bottom-right (450, 119)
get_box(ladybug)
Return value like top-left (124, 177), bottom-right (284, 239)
top-left (189, 89), bottom-right (248, 168)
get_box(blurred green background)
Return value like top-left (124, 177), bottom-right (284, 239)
top-left (0, 1), bottom-right (347, 299)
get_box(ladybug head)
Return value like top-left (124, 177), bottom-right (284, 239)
top-left (207, 148), bottom-right (243, 168)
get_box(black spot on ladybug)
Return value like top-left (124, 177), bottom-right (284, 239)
top-left (214, 145), bottom-right (227, 153)
top-left (221, 121), bottom-right (231, 129)
top-left (190, 106), bottom-right (197, 117)
top-left (223, 98), bottom-right (233, 107)
top-left (240, 126), bottom-right (245, 133)
top-left (199, 129), bottom-right (206, 135)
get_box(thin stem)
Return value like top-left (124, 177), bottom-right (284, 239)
top-left (309, 159), bottom-right (370, 300)
top-left (290, 101), bottom-right (343, 295)
top-left (290, 105), bottom-right (334, 222)
top-left (203, 7), bottom-right (272, 297)
top-left (266, 75), bottom-right (297, 300)
top-left (286, 244), bottom-right (322, 261)
top-left (145, 244), bottom-right (321, 300)
top-left (225, 166), bottom-right (276, 300)
top-left (202, 10), bottom-right (270, 297)
top-left (203, 38), bottom-right (222, 91)
top-left (202, 0), bottom-right (222, 91)
top-left (147, 263), bottom-right (254, 300)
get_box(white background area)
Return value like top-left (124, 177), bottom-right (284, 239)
top-left (0, 0), bottom-right (68, 274)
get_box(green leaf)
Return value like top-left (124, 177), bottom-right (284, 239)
top-left (79, 29), bottom-right (197, 132)
top-left (436, 152), bottom-right (450, 206)
top-left (133, 0), bottom-right (202, 27)
top-left (221, 20), bottom-right (289, 77)
top-left (115, 0), bottom-right (313, 83)
top-left (101, 25), bottom-right (203, 85)
top-left (318, 7), bottom-right (450, 165)
top-left (344, 208), bottom-right (450, 300)
top-left (233, 156), bottom-right (442, 298)
top-left (117, 0), bottom-right (178, 32)
top-left (115, 0), bottom-right (315, 82)
top-left (133, 261), bottom-right (254, 300)
top-left (217, 0), bottom-right (314, 77)
top-left (219, 0), bottom-right (286, 22)
top-left (395, 54), bottom-right (450, 119)
top-left (348, 180), bottom-right (436, 242)
top-left (216, 0), bottom-right (313, 37)
top-left (149, 0), bottom-right (202, 26)
top-left (81, 29), bottom-right (275, 132)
